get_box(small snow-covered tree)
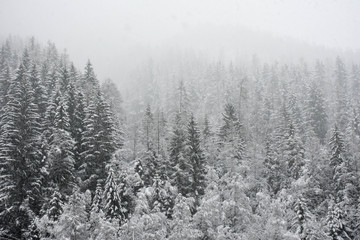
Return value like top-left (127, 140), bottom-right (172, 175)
top-left (103, 168), bottom-right (125, 223)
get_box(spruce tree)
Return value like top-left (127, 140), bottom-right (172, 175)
top-left (143, 104), bottom-right (155, 151)
top-left (29, 63), bottom-right (47, 119)
top-left (186, 114), bottom-right (207, 203)
top-left (326, 204), bottom-right (352, 239)
top-left (47, 187), bottom-right (63, 221)
top-left (169, 113), bottom-right (192, 196)
top-left (218, 103), bottom-right (245, 173)
top-left (80, 91), bottom-right (117, 191)
top-left (329, 125), bottom-right (348, 202)
top-left (283, 122), bottom-right (305, 181)
top-left (306, 79), bottom-right (328, 143)
top-left (90, 181), bottom-right (103, 215)
top-left (103, 169), bottom-right (125, 222)
top-left (47, 92), bottom-right (75, 195)
top-left (0, 55), bottom-right (43, 238)
top-left (291, 198), bottom-right (312, 240)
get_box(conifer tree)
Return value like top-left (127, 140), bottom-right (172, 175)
top-left (202, 114), bottom-right (212, 147)
top-left (73, 90), bottom-right (86, 172)
top-left (326, 204), bottom-right (352, 239)
top-left (169, 114), bottom-right (192, 196)
top-left (103, 169), bottom-right (125, 222)
top-left (47, 187), bottom-right (63, 221)
top-left (329, 125), bottom-right (348, 202)
top-left (141, 149), bottom-right (159, 187)
top-left (306, 79), bottom-right (328, 143)
top-left (143, 104), bottom-right (155, 150)
top-left (186, 114), bottom-right (207, 203)
top-left (82, 60), bottom-right (99, 104)
top-left (91, 180), bottom-right (103, 214)
top-left (0, 55), bottom-right (43, 238)
top-left (334, 57), bottom-right (350, 131)
top-left (29, 63), bottom-right (47, 119)
top-left (80, 91), bottom-right (117, 191)
top-left (283, 122), bottom-right (305, 181)
top-left (218, 103), bottom-right (245, 173)
top-left (264, 138), bottom-right (282, 195)
top-left (291, 198), bottom-right (313, 240)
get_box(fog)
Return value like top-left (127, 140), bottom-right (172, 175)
top-left (1, 0), bottom-right (360, 84)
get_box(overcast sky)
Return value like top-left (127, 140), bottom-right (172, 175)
top-left (1, 0), bottom-right (360, 81)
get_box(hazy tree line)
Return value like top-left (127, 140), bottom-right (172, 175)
top-left (0, 37), bottom-right (359, 239)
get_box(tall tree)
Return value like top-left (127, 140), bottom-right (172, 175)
top-left (80, 92), bottom-right (117, 191)
top-left (186, 114), bottom-right (207, 204)
top-left (0, 55), bottom-right (43, 238)
top-left (169, 114), bottom-right (192, 196)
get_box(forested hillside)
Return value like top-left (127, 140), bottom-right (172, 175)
top-left (0, 37), bottom-right (360, 239)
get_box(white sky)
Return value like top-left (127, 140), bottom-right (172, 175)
top-left (0, 0), bottom-right (359, 80)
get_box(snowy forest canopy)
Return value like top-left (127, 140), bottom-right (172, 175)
top-left (0, 36), bottom-right (360, 239)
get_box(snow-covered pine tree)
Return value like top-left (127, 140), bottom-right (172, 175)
top-left (291, 198), bottom-right (312, 240)
top-left (326, 203), bottom-right (352, 239)
top-left (80, 91), bottom-right (117, 191)
top-left (141, 149), bottom-right (159, 187)
top-left (73, 90), bottom-right (86, 172)
top-left (264, 138), bottom-right (282, 195)
top-left (334, 57), bottom-right (350, 131)
top-left (29, 63), bottom-right (47, 119)
top-left (47, 187), bottom-right (63, 221)
top-left (0, 51), bottom-right (43, 238)
top-left (103, 168), bottom-right (125, 223)
top-left (329, 125), bottom-right (349, 202)
top-left (91, 180), bottom-right (103, 214)
top-left (169, 113), bottom-right (192, 197)
top-left (306, 76), bottom-right (328, 143)
top-left (143, 104), bottom-right (155, 151)
top-left (283, 122), bottom-right (305, 181)
top-left (82, 60), bottom-right (99, 104)
top-left (218, 103), bottom-right (245, 173)
top-left (186, 114), bottom-right (207, 204)
top-left (47, 90), bottom-right (75, 195)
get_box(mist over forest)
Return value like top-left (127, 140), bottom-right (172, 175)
top-left (1, 1), bottom-right (360, 239)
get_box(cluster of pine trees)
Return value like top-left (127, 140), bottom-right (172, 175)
top-left (0, 37), bottom-right (360, 239)
top-left (0, 37), bottom-right (120, 239)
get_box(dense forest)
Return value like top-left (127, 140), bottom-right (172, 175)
top-left (0, 37), bottom-right (359, 239)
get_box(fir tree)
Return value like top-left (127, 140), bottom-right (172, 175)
top-left (143, 104), bottom-right (155, 151)
top-left (186, 114), bottom-right (207, 203)
top-left (80, 92), bottom-right (117, 191)
top-left (29, 63), bottom-right (47, 119)
top-left (103, 169), bottom-right (125, 222)
top-left (202, 114), bottom-right (212, 147)
top-left (306, 78), bottom-right (328, 143)
top-left (329, 125), bottom-right (348, 202)
top-left (291, 198), bottom-right (312, 240)
top-left (0, 55), bottom-right (43, 238)
top-left (91, 180), bottom-right (103, 214)
top-left (47, 187), bottom-right (63, 221)
top-left (169, 114), bottom-right (192, 197)
top-left (283, 122), bottom-right (305, 181)
top-left (326, 204), bottom-right (352, 239)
